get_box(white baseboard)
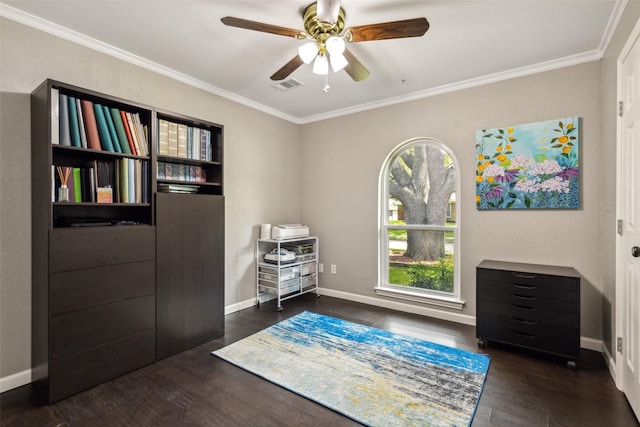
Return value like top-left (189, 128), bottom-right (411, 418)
top-left (601, 341), bottom-right (620, 390)
top-left (0, 369), bottom-right (31, 393)
top-left (318, 287), bottom-right (477, 325)
top-left (224, 297), bottom-right (257, 315)
top-left (580, 336), bottom-right (602, 352)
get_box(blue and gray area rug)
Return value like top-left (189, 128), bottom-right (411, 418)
top-left (213, 311), bottom-right (490, 426)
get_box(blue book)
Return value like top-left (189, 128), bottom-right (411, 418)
top-left (93, 104), bottom-right (115, 152)
top-left (58, 93), bottom-right (72, 146)
top-left (67, 96), bottom-right (82, 147)
top-left (102, 105), bottom-right (121, 153)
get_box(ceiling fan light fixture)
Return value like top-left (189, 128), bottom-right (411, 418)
top-left (325, 36), bottom-right (345, 56)
top-left (298, 41), bottom-right (319, 64)
top-left (330, 52), bottom-right (348, 72)
top-left (313, 54), bottom-right (329, 75)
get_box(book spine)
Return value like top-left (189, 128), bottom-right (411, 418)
top-left (200, 129), bottom-right (207, 161)
top-left (177, 124), bottom-right (188, 158)
top-left (110, 108), bottom-right (132, 155)
top-left (102, 105), bottom-right (121, 153)
top-left (59, 93), bottom-right (72, 146)
top-left (51, 88), bottom-right (59, 145)
top-left (120, 111), bottom-right (137, 155)
top-left (167, 121), bottom-right (178, 157)
top-left (67, 96), bottom-right (82, 147)
top-left (76, 99), bottom-right (88, 149)
top-left (93, 104), bottom-right (115, 152)
top-left (80, 100), bottom-right (102, 151)
top-left (158, 119), bottom-right (169, 155)
top-left (128, 158), bottom-right (135, 203)
top-left (73, 168), bottom-right (82, 202)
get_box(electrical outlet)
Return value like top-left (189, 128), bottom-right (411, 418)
top-left (331, 264), bottom-right (337, 274)
top-left (318, 263), bottom-right (324, 273)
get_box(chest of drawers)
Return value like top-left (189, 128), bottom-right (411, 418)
top-left (476, 260), bottom-right (580, 367)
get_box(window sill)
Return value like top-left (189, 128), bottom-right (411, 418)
top-left (375, 287), bottom-right (466, 311)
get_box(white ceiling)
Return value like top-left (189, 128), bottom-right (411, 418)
top-left (1, 0), bottom-right (625, 123)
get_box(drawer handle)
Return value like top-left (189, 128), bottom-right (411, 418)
top-left (510, 316), bottom-right (536, 325)
top-left (513, 294), bottom-right (536, 301)
top-left (512, 272), bottom-right (537, 279)
top-left (513, 331), bottom-right (535, 338)
top-left (512, 304), bottom-right (535, 310)
top-left (512, 283), bottom-right (536, 289)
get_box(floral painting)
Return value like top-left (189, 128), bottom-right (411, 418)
top-left (476, 117), bottom-right (579, 210)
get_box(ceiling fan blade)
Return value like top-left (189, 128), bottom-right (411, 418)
top-left (343, 49), bottom-right (370, 82)
top-left (317, 0), bottom-right (342, 24)
top-left (270, 55), bottom-right (305, 81)
top-left (221, 16), bottom-right (303, 38)
top-left (347, 17), bottom-right (429, 42)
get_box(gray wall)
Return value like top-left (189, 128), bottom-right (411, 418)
top-left (301, 63), bottom-right (603, 337)
top-left (0, 18), bottom-right (301, 383)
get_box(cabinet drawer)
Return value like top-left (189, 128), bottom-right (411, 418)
top-left (477, 268), bottom-right (578, 292)
top-left (49, 329), bottom-right (155, 402)
top-left (50, 226), bottom-right (155, 272)
top-left (50, 295), bottom-right (155, 358)
top-left (477, 311), bottom-right (579, 358)
top-left (477, 281), bottom-right (579, 310)
top-left (50, 260), bottom-right (155, 315)
top-left (478, 300), bottom-right (579, 328)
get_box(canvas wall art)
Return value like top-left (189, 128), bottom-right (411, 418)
top-left (475, 117), bottom-right (579, 210)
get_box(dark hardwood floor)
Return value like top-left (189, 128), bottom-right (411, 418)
top-left (1, 295), bottom-right (637, 426)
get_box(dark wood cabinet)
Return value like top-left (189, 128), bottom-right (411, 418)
top-left (476, 260), bottom-right (580, 367)
top-left (31, 79), bottom-right (225, 403)
top-left (156, 193), bottom-right (225, 360)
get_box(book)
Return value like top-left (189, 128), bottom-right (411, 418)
top-left (200, 129), bottom-right (207, 161)
top-left (59, 93), bottom-right (71, 146)
top-left (93, 104), bottom-right (115, 152)
top-left (80, 100), bottom-right (102, 150)
top-left (67, 96), bottom-right (82, 147)
top-left (120, 110), bottom-right (137, 155)
top-left (128, 158), bottom-right (135, 203)
top-left (177, 124), bottom-right (188, 158)
top-left (73, 167), bottom-right (82, 202)
top-left (51, 88), bottom-right (59, 145)
top-left (119, 158), bottom-right (129, 203)
top-left (157, 119), bottom-right (169, 155)
top-left (134, 114), bottom-right (148, 156)
top-left (76, 98), bottom-right (88, 149)
top-left (168, 121), bottom-right (178, 157)
top-left (110, 108), bottom-right (131, 155)
top-left (102, 105), bottom-right (121, 153)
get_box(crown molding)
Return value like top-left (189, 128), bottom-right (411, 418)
top-left (0, 3), bottom-right (302, 124)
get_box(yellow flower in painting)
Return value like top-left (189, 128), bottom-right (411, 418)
top-left (496, 146), bottom-right (503, 152)
top-left (487, 176), bottom-right (495, 183)
top-left (562, 146), bottom-right (572, 153)
top-left (507, 127), bottom-right (514, 133)
top-left (566, 123), bottom-right (574, 130)
top-left (476, 175), bottom-right (483, 182)
top-left (506, 144), bottom-right (512, 150)
top-left (508, 136), bottom-right (515, 142)
top-left (477, 154), bottom-right (483, 161)
top-left (484, 161), bottom-right (490, 166)
top-left (497, 154), bottom-right (507, 162)
top-left (557, 135), bottom-right (569, 144)
top-left (478, 164), bottom-right (485, 172)
top-left (476, 195), bottom-right (481, 203)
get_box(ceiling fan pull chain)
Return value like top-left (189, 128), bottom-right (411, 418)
top-left (323, 74), bottom-right (330, 93)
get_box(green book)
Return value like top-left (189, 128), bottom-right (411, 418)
top-left (93, 104), bottom-right (115, 152)
top-left (73, 168), bottom-right (82, 202)
top-left (102, 105), bottom-right (121, 153)
top-left (67, 96), bottom-right (82, 147)
top-left (110, 108), bottom-right (131, 155)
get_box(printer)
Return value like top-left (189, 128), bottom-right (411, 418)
top-left (271, 224), bottom-right (309, 240)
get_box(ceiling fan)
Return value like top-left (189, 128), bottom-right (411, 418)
top-left (221, 0), bottom-right (429, 83)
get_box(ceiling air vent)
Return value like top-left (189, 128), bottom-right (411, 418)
top-left (272, 78), bottom-right (304, 92)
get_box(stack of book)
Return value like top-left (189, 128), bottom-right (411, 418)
top-left (157, 162), bottom-right (206, 183)
top-left (53, 159), bottom-right (149, 204)
top-left (157, 183), bottom-right (199, 194)
top-left (157, 118), bottom-right (213, 161)
top-left (52, 88), bottom-right (149, 155)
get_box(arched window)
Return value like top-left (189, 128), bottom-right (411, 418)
top-left (377, 138), bottom-right (463, 309)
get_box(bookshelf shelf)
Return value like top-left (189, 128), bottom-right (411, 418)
top-left (31, 78), bottom-right (225, 403)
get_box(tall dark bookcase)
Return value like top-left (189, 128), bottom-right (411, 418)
top-left (31, 80), bottom-right (225, 403)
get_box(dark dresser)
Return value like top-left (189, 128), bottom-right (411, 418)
top-left (476, 260), bottom-right (580, 367)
